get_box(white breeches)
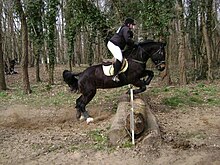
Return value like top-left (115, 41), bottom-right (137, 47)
top-left (107, 41), bottom-right (123, 62)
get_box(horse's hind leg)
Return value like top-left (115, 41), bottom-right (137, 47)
top-left (76, 90), bottom-right (96, 123)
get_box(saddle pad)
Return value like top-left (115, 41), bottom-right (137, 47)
top-left (102, 65), bottom-right (114, 76)
top-left (102, 59), bottom-right (128, 76)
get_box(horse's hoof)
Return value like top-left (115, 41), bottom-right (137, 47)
top-left (86, 117), bottom-right (94, 124)
top-left (76, 110), bottom-right (81, 119)
top-left (79, 116), bottom-right (85, 121)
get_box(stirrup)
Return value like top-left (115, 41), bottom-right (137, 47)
top-left (112, 75), bottom-right (120, 82)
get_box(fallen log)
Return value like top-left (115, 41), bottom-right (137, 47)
top-left (108, 94), bottom-right (160, 146)
top-left (107, 94), bottom-right (130, 145)
top-left (125, 98), bottom-right (147, 136)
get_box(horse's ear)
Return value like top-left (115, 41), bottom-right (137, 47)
top-left (162, 42), bottom-right (167, 47)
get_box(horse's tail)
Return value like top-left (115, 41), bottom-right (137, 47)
top-left (63, 70), bottom-right (80, 92)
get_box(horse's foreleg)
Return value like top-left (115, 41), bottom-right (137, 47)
top-left (127, 70), bottom-right (154, 95)
top-left (143, 70), bottom-right (154, 85)
top-left (131, 80), bottom-right (146, 94)
top-left (129, 70), bottom-right (154, 94)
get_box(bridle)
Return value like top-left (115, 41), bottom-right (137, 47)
top-left (155, 60), bottom-right (165, 68)
top-left (132, 45), bottom-right (165, 65)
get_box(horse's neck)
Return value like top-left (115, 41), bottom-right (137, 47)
top-left (129, 46), bottom-right (149, 62)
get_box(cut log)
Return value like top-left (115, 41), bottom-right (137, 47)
top-left (125, 98), bottom-right (147, 136)
top-left (108, 94), bottom-right (160, 146)
top-left (108, 94), bottom-right (130, 145)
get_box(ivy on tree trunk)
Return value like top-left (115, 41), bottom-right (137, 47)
top-left (15, 0), bottom-right (32, 94)
top-left (45, 0), bottom-right (58, 85)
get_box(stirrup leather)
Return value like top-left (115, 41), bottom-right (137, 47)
top-left (112, 75), bottom-right (120, 82)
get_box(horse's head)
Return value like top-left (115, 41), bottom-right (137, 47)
top-left (149, 42), bottom-right (166, 71)
top-left (137, 41), bottom-right (166, 71)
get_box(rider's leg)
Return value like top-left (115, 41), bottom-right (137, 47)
top-left (112, 59), bottom-right (122, 82)
top-left (107, 41), bottom-right (123, 82)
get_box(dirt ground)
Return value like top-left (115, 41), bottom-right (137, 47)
top-left (0, 65), bottom-right (220, 165)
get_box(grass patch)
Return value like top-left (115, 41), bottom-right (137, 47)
top-left (0, 91), bottom-right (7, 98)
top-left (182, 131), bottom-right (207, 140)
top-left (149, 83), bottom-right (220, 107)
top-left (122, 140), bottom-right (134, 148)
top-left (89, 129), bottom-right (108, 150)
top-left (162, 96), bottom-right (185, 107)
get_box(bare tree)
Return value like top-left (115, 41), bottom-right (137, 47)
top-left (15, 0), bottom-right (31, 94)
top-left (0, 0), bottom-right (6, 91)
top-left (201, 0), bottom-right (214, 82)
top-left (176, 0), bottom-right (187, 85)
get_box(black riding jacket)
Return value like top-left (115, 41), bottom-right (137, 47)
top-left (110, 25), bottom-right (134, 50)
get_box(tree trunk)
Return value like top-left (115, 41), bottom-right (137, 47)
top-left (159, 34), bottom-right (172, 86)
top-left (29, 40), bottom-right (34, 67)
top-left (97, 34), bottom-right (101, 63)
top-left (176, 0), bottom-right (187, 85)
top-left (201, 0), bottom-right (213, 82)
top-left (0, 0), bottom-right (6, 91)
top-left (47, 0), bottom-right (58, 85)
top-left (60, 0), bottom-right (65, 64)
top-left (7, 9), bottom-right (13, 60)
top-left (15, 0), bottom-right (31, 94)
top-left (76, 33), bottom-right (82, 66)
top-left (43, 40), bottom-right (48, 72)
top-left (35, 47), bottom-right (41, 82)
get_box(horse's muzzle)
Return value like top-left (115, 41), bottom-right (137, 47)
top-left (156, 62), bottom-right (166, 71)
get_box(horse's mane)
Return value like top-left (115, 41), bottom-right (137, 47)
top-left (124, 40), bottom-right (165, 59)
top-left (138, 40), bottom-right (166, 47)
top-left (124, 40), bottom-right (164, 59)
top-left (138, 40), bottom-right (157, 46)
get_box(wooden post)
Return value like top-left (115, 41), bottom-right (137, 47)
top-left (130, 85), bottom-right (135, 145)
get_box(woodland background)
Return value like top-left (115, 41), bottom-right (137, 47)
top-left (0, 0), bottom-right (219, 93)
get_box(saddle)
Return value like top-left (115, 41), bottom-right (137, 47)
top-left (102, 59), bottom-right (128, 76)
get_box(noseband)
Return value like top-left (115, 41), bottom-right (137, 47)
top-left (155, 60), bottom-right (165, 68)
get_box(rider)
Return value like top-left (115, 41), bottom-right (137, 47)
top-left (107, 17), bottom-right (136, 82)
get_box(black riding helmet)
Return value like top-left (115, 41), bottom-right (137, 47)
top-left (124, 18), bottom-right (136, 26)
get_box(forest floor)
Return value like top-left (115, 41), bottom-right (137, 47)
top-left (0, 64), bottom-right (220, 165)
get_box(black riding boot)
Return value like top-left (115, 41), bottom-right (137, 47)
top-left (112, 59), bottom-right (122, 82)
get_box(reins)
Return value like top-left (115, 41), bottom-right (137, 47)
top-left (131, 45), bottom-right (161, 64)
top-left (128, 46), bottom-right (146, 64)
top-left (127, 43), bottom-right (165, 66)
top-left (131, 59), bottom-right (145, 64)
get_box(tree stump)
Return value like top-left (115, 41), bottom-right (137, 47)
top-left (108, 94), bottom-right (160, 146)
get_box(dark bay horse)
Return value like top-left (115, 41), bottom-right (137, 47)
top-left (5, 58), bottom-right (18, 75)
top-left (63, 41), bottom-right (166, 123)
